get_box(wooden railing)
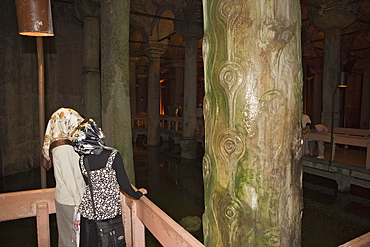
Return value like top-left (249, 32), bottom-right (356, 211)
top-left (0, 188), bottom-right (56, 247)
top-left (0, 188), bottom-right (204, 247)
top-left (131, 114), bottom-right (205, 137)
top-left (339, 231), bottom-right (370, 247)
top-left (303, 127), bottom-right (370, 169)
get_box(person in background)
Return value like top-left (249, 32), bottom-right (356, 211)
top-left (302, 113), bottom-right (312, 155)
top-left (175, 104), bottom-right (183, 118)
top-left (72, 119), bottom-right (147, 247)
top-left (314, 124), bottom-right (328, 159)
top-left (168, 104), bottom-right (175, 117)
top-left (42, 107), bottom-right (85, 247)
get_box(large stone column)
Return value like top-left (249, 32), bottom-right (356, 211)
top-left (74, 0), bottom-right (101, 125)
top-left (100, 0), bottom-right (135, 182)
top-left (175, 20), bottom-right (203, 159)
top-left (146, 42), bottom-right (166, 146)
top-left (136, 73), bottom-right (148, 114)
top-left (171, 61), bottom-right (184, 106)
top-left (129, 57), bottom-right (139, 115)
top-left (311, 70), bottom-right (323, 125)
top-left (310, 2), bottom-right (356, 126)
top-left (202, 0), bottom-right (303, 246)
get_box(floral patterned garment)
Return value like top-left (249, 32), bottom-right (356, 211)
top-left (80, 149), bottom-right (122, 221)
top-left (42, 108), bottom-right (84, 170)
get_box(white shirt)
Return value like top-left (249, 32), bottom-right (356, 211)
top-left (52, 145), bottom-right (85, 206)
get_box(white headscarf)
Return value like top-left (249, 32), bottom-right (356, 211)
top-left (42, 108), bottom-right (84, 170)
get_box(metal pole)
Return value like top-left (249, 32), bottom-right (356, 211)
top-left (37, 37), bottom-right (47, 188)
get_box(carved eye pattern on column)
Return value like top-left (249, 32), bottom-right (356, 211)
top-left (224, 139), bottom-right (236, 155)
top-left (219, 61), bottom-right (244, 93)
top-left (217, 0), bottom-right (242, 26)
top-left (202, 154), bottom-right (211, 181)
top-left (218, 130), bottom-right (245, 164)
top-left (259, 90), bottom-right (285, 116)
top-left (217, 194), bottom-right (255, 245)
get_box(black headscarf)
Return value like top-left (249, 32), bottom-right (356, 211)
top-left (72, 119), bottom-right (112, 155)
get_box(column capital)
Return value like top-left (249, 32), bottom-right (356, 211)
top-left (146, 41), bottom-right (167, 59)
top-left (309, 1), bottom-right (357, 30)
top-left (130, 57), bottom-right (140, 63)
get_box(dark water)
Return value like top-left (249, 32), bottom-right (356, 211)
top-left (1, 145), bottom-right (370, 246)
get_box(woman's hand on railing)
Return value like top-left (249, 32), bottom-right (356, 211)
top-left (138, 188), bottom-right (147, 195)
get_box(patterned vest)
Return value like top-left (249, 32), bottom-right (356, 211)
top-left (79, 149), bottom-right (122, 221)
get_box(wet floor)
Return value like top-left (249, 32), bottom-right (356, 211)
top-left (1, 145), bottom-right (370, 246)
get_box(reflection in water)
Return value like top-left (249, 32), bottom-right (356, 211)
top-left (134, 145), bottom-right (370, 247)
top-left (0, 145), bottom-right (369, 246)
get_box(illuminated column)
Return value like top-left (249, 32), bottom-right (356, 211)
top-left (136, 73), bottom-right (148, 114)
top-left (310, 2), bottom-right (356, 126)
top-left (146, 42), bottom-right (166, 146)
top-left (202, 0), bottom-right (303, 245)
top-left (175, 19), bottom-right (203, 159)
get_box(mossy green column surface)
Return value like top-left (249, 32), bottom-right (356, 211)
top-left (100, 0), bottom-right (135, 183)
top-left (202, 0), bottom-right (303, 246)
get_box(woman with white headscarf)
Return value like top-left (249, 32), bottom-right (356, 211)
top-left (42, 107), bottom-right (85, 247)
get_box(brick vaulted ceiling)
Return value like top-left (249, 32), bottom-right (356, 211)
top-left (129, 0), bottom-right (370, 80)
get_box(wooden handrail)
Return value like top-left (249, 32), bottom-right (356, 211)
top-left (327, 127), bottom-right (368, 137)
top-left (0, 188), bottom-right (204, 247)
top-left (303, 131), bottom-right (370, 169)
top-left (339, 231), bottom-right (370, 247)
top-left (0, 188), bottom-right (55, 247)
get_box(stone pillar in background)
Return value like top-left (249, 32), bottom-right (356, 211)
top-left (175, 19), bottom-right (203, 159)
top-left (136, 73), bottom-right (148, 114)
top-left (359, 63), bottom-right (370, 129)
top-left (100, 0), bottom-right (135, 182)
top-left (129, 57), bottom-right (139, 115)
top-left (74, 0), bottom-right (101, 125)
top-left (310, 2), bottom-right (356, 126)
top-left (172, 60), bottom-right (184, 106)
top-left (146, 41), bottom-right (167, 146)
top-left (312, 70), bottom-right (323, 125)
top-left (202, 0), bottom-right (303, 246)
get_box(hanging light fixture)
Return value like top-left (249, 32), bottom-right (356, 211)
top-left (15, 0), bottom-right (54, 36)
top-left (15, 0), bottom-right (54, 189)
top-left (338, 72), bottom-right (348, 88)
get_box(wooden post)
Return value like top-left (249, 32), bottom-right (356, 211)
top-left (131, 200), bottom-right (145, 247)
top-left (36, 201), bottom-right (50, 247)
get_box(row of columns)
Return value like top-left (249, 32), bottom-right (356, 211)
top-left (128, 21), bottom-right (202, 159)
top-left (75, 0), bottom-right (203, 159)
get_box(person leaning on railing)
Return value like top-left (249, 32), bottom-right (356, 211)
top-left (72, 118), bottom-right (147, 247)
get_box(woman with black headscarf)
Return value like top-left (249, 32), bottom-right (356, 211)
top-left (72, 119), bottom-right (147, 247)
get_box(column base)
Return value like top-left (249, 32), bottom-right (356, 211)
top-left (180, 138), bottom-right (198, 159)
